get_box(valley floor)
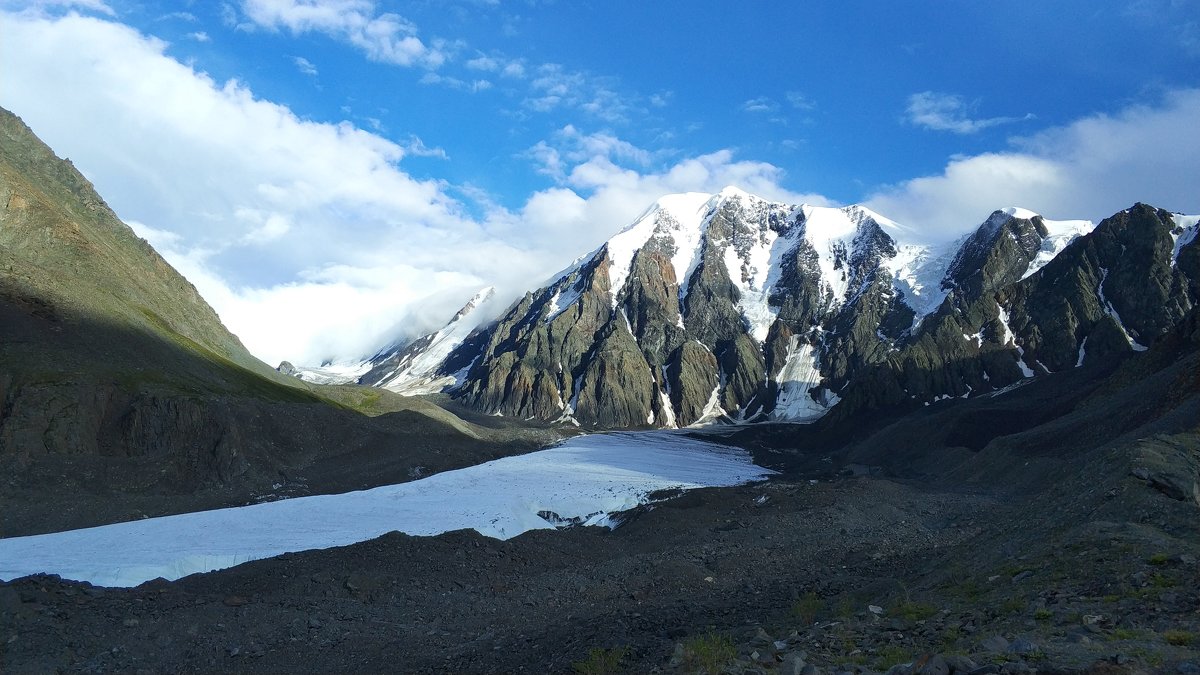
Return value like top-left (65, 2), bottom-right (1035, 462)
top-left (3, 434), bottom-right (1197, 674)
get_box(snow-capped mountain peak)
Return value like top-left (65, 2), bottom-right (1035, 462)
top-left (604, 191), bottom-right (714, 310)
top-left (361, 286), bottom-right (497, 395)
top-left (1001, 206), bottom-right (1040, 220)
top-left (280, 191), bottom-right (1194, 434)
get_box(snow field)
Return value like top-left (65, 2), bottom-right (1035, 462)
top-left (0, 432), bottom-right (774, 588)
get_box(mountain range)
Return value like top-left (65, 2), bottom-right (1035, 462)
top-left (4, 102), bottom-right (1200, 675)
top-left (292, 187), bottom-right (1199, 429)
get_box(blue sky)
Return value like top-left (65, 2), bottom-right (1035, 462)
top-left (2, 0), bottom-right (1199, 365)
top-left (130, 0), bottom-right (1198, 205)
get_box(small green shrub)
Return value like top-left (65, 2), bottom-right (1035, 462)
top-left (950, 578), bottom-right (984, 602)
top-left (1150, 573), bottom-right (1176, 588)
top-left (1110, 628), bottom-right (1140, 641)
top-left (999, 597), bottom-right (1026, 615)
top-left (891, 601), bottom-right (937, 621)
top-left (683, 633), bottom-right (737, 675)
top-left (835, 596), bottom-right (858, 619)
top-left (1033, 608), bottom-right (1053, 622)
top-left (1148, 552), bottom-right (1170, 565)
top-left (939, 625), bottom-right (963, 649)
top-left (1129, 645), bottom-right (1166, 667)
top-left (572, 646), bottom-right (628, 675)
top-left (792, 591), bottom-right (823, 624)
top-left (1164, 630), bottom-right (1196, 646)
top-left (873, 645), bottom-right (912, 670)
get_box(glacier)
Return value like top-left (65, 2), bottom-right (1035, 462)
top-left (0, 432), bottom-right (774, 588)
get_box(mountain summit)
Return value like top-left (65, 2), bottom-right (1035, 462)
top-left (363, 189), bottom-right (1197, 429)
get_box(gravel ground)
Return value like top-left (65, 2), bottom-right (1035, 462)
top-left (3, 440), bottom-right (1196, 674)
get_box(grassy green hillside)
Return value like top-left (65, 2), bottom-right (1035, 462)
top-left (0, 106), bottom-right (322, 402)
top-left (0, 107), bottom-right (562, 536)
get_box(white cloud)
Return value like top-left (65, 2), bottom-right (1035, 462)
top-left (0, 11), bottom-right (487, 363)
top-left (418, 71), bottom-right (492, 92)
top-left (188, 31), bottom-right (211, 42)
top-left (239, 0), bottom-right (445, 67)
top-left (905, 91), bottom-right (1032, 134)
top-left (524, 63), bottom-right (627, 122)
top-left (401, 134), bottom-right (448, 160)
top-left (158, 11), bottom-right (197, 22)
top-left (236, 209), bottom-right (292, 244)
top-left (741, 96), bottom-right (778, 113)
top-left (1, 10), bottom-right (815, 367)
top-left (292, 55), bottom-right (318, 75)
top-left (464, 54), bottom-right (497, 71)
top-left (785, 91), bottom-right (815, 110)
top-left (868, 88), bottom-right (1200, 240)
top-left (500, 60), bottom-right (525, 78)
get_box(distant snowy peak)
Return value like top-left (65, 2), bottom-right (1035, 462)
top-left (596, 189), bottom-right (928, 341)
top-left (277, 287), bottom-right (497, 395)
top-left (939, 208), bottom-right (1096, 302)
top-left (277, 359), bottom-right (370, 386)
top-left (451, 286), bottom-right (497, 323)
top-left (282, 189), bottom-right (1184, 435)
top-left (360, 287), bottom-right (497, 395)
top-left (603, 190), bottom-right (714, 309)
top-left (1024, 214), bottom-right (1094, 279)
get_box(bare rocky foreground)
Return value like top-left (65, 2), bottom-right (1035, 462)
top-left (3, 424), bottom-right (1198, 674)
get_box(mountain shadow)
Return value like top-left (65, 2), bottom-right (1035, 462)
top-left (0, 107), bottom-right (558, 537)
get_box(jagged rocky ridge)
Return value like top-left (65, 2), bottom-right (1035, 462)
top-left (280, 287), bottom-right (498, 392)
top-left (317, 189), bottom-right (1199, 430)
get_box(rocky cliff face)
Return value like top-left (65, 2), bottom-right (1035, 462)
top-left (831, 204), bottom-right (1200, 420)
top-left (405, 191), bottom-right (1198, 430)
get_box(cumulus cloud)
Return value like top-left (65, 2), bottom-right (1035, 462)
top-left (464, 54), bottom-right (497, 71)
top-left (498, 135), bottom-right (832, 272)
top-left (868, 88), bottom-right (1200, 240)
top-left (0, 11), bottom-right (491, 363)
top-left (238, 0), bottom-right (445, 67)
top-left (0, 9), bottom-right (814, 366)
top-left (905, 91), bottom-right (1033, 134)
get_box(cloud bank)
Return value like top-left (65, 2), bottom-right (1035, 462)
top-left (872, 88), bottom-right (1200, 240)
top-left (3, 8), bottom-right (1197, 366)
top-left (0, 9), bottom-right (818, 366)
